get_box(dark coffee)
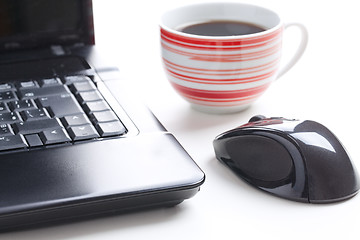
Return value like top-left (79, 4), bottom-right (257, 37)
top-left (179, 20), bottom-right (266, 36)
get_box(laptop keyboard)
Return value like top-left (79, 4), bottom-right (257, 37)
top-left (0, 75), bottom-right (127, 152)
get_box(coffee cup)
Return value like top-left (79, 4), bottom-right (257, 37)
top-left (160, 2), bottom-right (308, 114)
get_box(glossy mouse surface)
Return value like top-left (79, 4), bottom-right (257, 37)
top-left (213, 116), bottom-right (360, 203)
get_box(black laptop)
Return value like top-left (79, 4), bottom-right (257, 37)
top-left (0, 0), bottom-right (205, 231)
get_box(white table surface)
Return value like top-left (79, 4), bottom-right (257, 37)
top-left (3, 0), bottom-right (360, 239)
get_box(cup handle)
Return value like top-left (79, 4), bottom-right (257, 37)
top-left (276, 23), bottom-right (308, 79)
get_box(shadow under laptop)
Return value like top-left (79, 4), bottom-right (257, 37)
top-left (0, 204), bottom-right (187, 238)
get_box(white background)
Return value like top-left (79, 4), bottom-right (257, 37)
top-left (3, 0), bottom-right (360, 239)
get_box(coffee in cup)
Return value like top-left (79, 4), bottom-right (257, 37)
top-left (179, 20), bottom-right (266, 36)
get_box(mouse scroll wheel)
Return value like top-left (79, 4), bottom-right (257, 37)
top-left (249, 115), bottom-right (266, 123)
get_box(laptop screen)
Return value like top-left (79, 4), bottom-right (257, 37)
top-left (0, 0), bottom-right (94, 52)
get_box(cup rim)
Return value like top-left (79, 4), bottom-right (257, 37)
top-left (160, 2), bottom-right (283, 40)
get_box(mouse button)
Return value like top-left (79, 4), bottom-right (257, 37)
top-left (226, 135), bottom-right (294, 183)
top-left (239, 119), bottom-right (301, 134)
top-left (239, 118), bottom-right (284, 129)
top-left (248, 115), bottom-right (266, 122)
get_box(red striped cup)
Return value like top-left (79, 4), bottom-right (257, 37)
top-left (160, 3), bottom-right (308, 114)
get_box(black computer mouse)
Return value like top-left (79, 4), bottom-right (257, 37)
top-left (213, 116), bottom-right (360, 203)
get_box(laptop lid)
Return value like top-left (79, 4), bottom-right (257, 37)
top-left (0, 0), bottom-right (94, 53)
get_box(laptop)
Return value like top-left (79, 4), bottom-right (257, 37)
top-left (0, 0), bottom-right (205, 231)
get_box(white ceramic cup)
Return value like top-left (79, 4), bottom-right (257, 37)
top-left (160, 2), bottom-right (308, 114)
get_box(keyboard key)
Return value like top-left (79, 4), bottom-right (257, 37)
top-left (70, 80), bottom-right (96, 93)
top-left (0, 83), bottom-right (15, 92)
top-left (67, 124), bottom-right (99, 141)
top-left (0, 135), bottom-right (27, 151)
top-left (95, 121), bottom-right (126, 137)
top-left (0, 124), bottom-right (13, 136)
top-left (25, 134), bottom-right (43, 147)
top-left (40, 77), bottom-right (62, 87)
top-left (0, 91), bottom-right (18, 102)
top-left (17, 80), bottom-right (39, 89)
top-left (39, 128), bottom-right (71, 144)
top-left (91, 110), bottom-right (118, 123)
top-left (21, 108), bottom-right (50, 121)
top-left (9, 99), bottom-right (37, 111)
top-left (19, 85), bottom-right (70, 99)
top-left (62, 114), bottom-right (91, 127)
top-left (83, 100), bottom-right (110, 113)
top-left (12, 118), bottom-right (63, 135)
top-left (0, 112), bottom-right (22, 124)
top-left (0, 102), bottom-right (9, 113)
top-left (37, 93), bottom-right (84, 117)
top-left (64, 75), bottom-right (92, 84)
top-left (77, 90), bottom-right (103, 103)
